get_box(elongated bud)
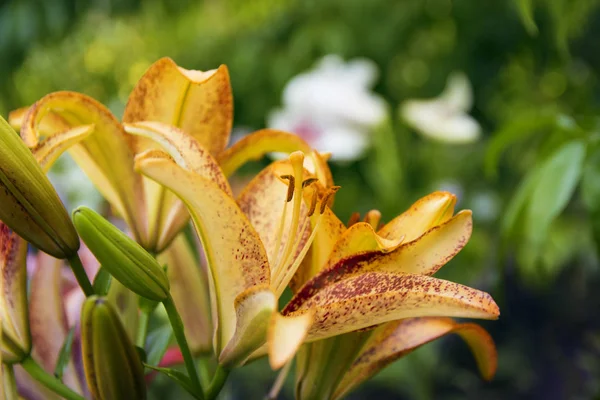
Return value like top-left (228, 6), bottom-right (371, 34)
top-left (73, 207), bottom-right (169, 301)
top-left (0, 115), bottom-right (79, 258)
top-left (81, 296), bottom-right (146, 400)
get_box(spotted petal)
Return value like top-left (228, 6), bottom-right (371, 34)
top-left (124, 121), bottom-right (232, 251)
top-left (333, 317), bottom-right (497, 399)
top-left (290, 207), bottom-right (346, 292)
top-left (123, 57), bottom-right (232, 156)
top-left (237, 160), bottom-right (311, 295)
top-left (29, 253), bottom-right (84, 394)
top-left (0, 224), bottom-right (30, 363)
top-left (283, 266), bottom-right (499, 341)
top-left (135, 151), bottom-right (270, 354)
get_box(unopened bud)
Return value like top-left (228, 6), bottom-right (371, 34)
top-left (73, 207), bottom-right (169, 301)
top-left (81, 296), bottom-right (146, 400)
top-left (0, 115), bottom-right (79, 258)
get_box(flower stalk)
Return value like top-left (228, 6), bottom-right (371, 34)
top-left (21, 355), bottom-right (84, 400)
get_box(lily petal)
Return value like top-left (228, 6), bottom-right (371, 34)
top-left (377, 191), bottom-right (457, 242)
top-left (123, 57), bottom-right (232, 156)
top-left (33, 125), bottom-right (95, 171)
top-left (294, 211), bottom-right (472, 289)
top-left (268, 311), bottom-right (313, 370)
top-left (219, 286), bottom-right (276, 367)
top-left (326, 222), bottom-right (404, 268)
top-left (218, 129), bottom-right (333, 187)
top-left (237, 160), bottom-right (310, 291)
top-left (290, 207), bottom-right (346, 292)
top-left (283, 269), bottom-right (499, 341)
top-left (0, 224), bottom-right (30, 362)
top-left (21, 91), bottom-right (148, 246)
top-left (9, 106), bottom-right (70, 143)
top-left (124, 121), bottom-right (232, 251)
top-left (13, 365), bottom-right (62, 400)
top-left (158, 234), bottom-right (212, 355)
top-left (135, 151), bottom-right (269, 353)
top-left (29, 252), bottom-right (83, 394)
top-left (123, 121), bottom-right (231, 193)
top-left (295, 332), bottom-right (370, 400)
top-left (333, 317), bottom-right (497, 399)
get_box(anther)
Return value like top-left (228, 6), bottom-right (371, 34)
top-left (347, 212), bottom-right (360, 227)
top-left (319, 186), bottom-right (341, 214)
top-left (307, 188), bottom-right (318, 217)
top-left (302, 178), bottom-right (319, 188)
top-left (280, 175), bottom-right (295, 202)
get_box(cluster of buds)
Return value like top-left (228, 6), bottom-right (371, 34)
top-left (0, 57), bottom-right (499, 400)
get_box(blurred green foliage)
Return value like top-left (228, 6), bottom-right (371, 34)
top-left (3, 0), bottom-right (600, 398)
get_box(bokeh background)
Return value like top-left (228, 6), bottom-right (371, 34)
top-left (2, 0), bottom-right (600, 398)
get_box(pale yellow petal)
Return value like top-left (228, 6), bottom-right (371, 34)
top-left (290, 207), bottom-right (346, 292)
top-left (33, 125), bottom-right (94, 171)
top-left (218, 129), bottom-right (333, 188)
top-left (135, 151), bottom-right (270, 353)
top-left (21, 91), bottom-right (148, 246)
top-left (123, 57), bottom-right (232, 155)
top-left (124, 121), bottom-right (232, 250)
top-left (219, 286), bottom-right (276, 367)
top-left (377, 191), bottom-right (457, 242)
top-left (268, 311), bottom-right (313, 370)
top-left (333, 317), bottom-right (497, 399)
top-left (237, 161), bottom-right (310, 290)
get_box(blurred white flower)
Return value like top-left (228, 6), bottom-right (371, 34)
top-left (267, 55), bottom-right (387, 161)
top-left (401, 72), bottom-right (481, 144)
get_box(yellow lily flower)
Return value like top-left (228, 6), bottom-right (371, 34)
top-left (134, 122), bottom-right (498, 370)
top-left (290, 192), bottom-right (498, 399)
top-left (9, 58), bottom-right (331, 253)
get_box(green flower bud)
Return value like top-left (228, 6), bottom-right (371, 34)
top-left (81, 296), bottom-right (147, 400)
top-left (72, 207), bottom-right (169, 301)
top-left (0, 115), bottom-right (79, 259)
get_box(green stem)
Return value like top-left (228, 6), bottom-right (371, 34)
top-left (21, 355), bottom-right (84, 400)
top-left (136, 308), bottom-right (151, 348)
top-left (67, 253), bottom-right (94, 296)
top-left (267, 359), bottom-right (292, 400)
top-left (205, 365), bottom-right (229, 400)
top-left (197, 356), bottom-right (212, 390)
top-left (163, 295), bottom-right (204, 399)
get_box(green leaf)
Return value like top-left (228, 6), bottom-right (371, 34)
top-left (143, 364), bottom-right (201, 400)
top-left (502, 163), bottom-right (544, 238)
top-left (514, 0), bottom-right (538, 35)
top-left (92, 267), bottom-right (112, 296)
top-left (53, 327), bottom-right (75, 380)
top-left (145, 324), bottom-right (173, 367)
top-left (135, 346), bottom-right (148, 364)
top-left (581, 145), bottom-right (600, 256)
top-left (581, 146), bottom-right (600, 213)
top-left (485, 111), bottom-right (557, 178)
top-left (525, 140), bottom-right (586, 249)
